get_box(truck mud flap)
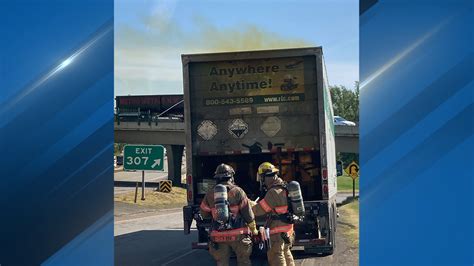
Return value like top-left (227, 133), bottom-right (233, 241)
top-left (183, 205), bottom-right (193, 235)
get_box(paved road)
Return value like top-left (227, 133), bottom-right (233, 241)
top-left (114, 187), bottom-right (138, 194)
top-left (336, 192), bottom-right (359, 205)
top-left (115, 203), bottom-right (358, 265)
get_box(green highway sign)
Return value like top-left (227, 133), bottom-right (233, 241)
top-left (123, 145), bottom-right (165, 171)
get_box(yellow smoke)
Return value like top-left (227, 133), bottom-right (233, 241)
top-left (115, 12), bottom-right (316, 94)
top-left (189, 16), bottom-right (313, 52)
top-left (116, 14), bottom-right (314, 52)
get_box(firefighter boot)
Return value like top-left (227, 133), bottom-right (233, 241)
top-left (267, 235), bottom-right (295, 266)
top-left (209, 242), bottom-right (231, 266)
top-left (231, 237), bottom-right (252, 266)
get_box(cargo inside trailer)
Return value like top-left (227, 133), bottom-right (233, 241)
top-left (192, 150), bottom-right (323, 203)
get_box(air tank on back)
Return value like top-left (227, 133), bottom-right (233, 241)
top-left (287, 181), bottom-right (305, 217)
top-left (214, 184), bottom-right (229, 225)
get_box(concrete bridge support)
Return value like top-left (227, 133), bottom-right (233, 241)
top-left (165, 145), bottom-right (184, 186)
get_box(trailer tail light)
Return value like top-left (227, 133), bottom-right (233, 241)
top-left (187, 175), bottom-right (192, 186)
top-left (187, 191), bottom-right (193, 203)
top-left (322, 168), bottom-right (328, 180)
top-left (323, 184), bottom-right (328, 195)
top-left (186, 175), bottom-right (193, 203)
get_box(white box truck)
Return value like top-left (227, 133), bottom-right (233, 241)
top-left (182, 47), bottom-right (338, 254)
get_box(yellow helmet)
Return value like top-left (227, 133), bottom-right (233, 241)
top-left (257, 162), bottom-right (279, 177)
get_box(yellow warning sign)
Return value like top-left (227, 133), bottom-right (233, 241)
top-left (158, 180), bottom-right (172, 193)
top-left (344, 161), bottom-right (359, 179)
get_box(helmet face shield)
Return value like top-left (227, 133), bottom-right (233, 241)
top-left (264, 171), bottom-right (277, 184)
top-left (257, 162), bottom-right (279, 190)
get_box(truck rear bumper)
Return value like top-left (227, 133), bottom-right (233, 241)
top-left (192, 240), bottom-right (332, 253)
top-left (293, 238), bottom-right (333, 254)
top-left (294, 238), bottom-right (326, 246)
top-left (192, 242), bottom-right (209, 250)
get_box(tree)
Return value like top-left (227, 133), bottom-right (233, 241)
top-left (330, 82), bottom-right (359, 122)
top-left (114, 143), bottom-right (126, 156)
top-left (331, 82), bottom-right (360, 167)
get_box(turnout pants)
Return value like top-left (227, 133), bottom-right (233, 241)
top-left (267, 233), bottom-right (295, 266)
top-left (209, 237), bottom-right (253, 266)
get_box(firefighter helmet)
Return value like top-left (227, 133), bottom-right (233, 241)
top-left (214, 163), bottom-right (235, 180)
top-left (257, 162), bottom-right (279, 177)
top-left (257, 162), bottom-right (279, 191)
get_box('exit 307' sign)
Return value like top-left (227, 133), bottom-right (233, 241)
top-left (123, 145), bottom-right (164, 171)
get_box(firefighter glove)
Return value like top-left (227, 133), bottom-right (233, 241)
top-left (247, 220), bottom-right (259, 236)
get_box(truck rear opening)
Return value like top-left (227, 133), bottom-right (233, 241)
top-left (190, 151), bottom-right (324, 204)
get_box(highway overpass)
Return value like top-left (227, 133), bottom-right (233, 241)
top-left (115, 120), bottom-right (185, 146)
top-left (115, 121), bottom-right (358, 185)
top-left (115, 121), bottom-right (358, 153)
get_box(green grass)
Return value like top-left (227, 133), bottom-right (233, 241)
top-left (114, 187), bottom-right (187, 209)
top-left (338, 175), bottom-right (359, 192)
top-left (338, 199), bottom-right (359, 248)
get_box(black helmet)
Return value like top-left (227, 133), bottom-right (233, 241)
top-left (214, 164), bottom-right (235, 180)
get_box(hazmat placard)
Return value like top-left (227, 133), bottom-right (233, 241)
top-left (197, 120), bottom-right (218, 140)
top-left (228, 119), bottom-right (249, 138)
top-left (260, 116), bottom-right (281, 137)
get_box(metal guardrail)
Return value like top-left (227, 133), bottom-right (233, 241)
top-left (115, 113), bottom-right (184, 126)
top-left (115, 121), bottom-right (185, 131)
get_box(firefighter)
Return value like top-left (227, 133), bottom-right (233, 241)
top-left (252, 162), bottom-right (295, 266)
top-left (200, 164), bottom-right (259, 266)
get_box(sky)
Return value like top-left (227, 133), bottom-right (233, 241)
top-left (115, 0), bottom-right (359, 96)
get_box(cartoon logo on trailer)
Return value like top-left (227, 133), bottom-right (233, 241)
top-left (228, 119), bottom-right (249, 139)
top-left (280, 74), bottom-right (298, 91)
top-left (197, 120), bottom-right (218, 140)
